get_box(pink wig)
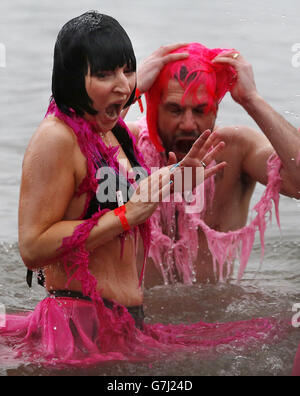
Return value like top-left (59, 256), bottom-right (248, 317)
top-left (145, 43), bottom-right (238, 152)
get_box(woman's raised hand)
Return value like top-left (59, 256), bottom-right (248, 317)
top-left (175, 129), bottom-right (227, 190)
top-left (126, 130), bottom-right (227, 226)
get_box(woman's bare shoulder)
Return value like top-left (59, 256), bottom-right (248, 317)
top-left (23, 115), bottom-right (77, 167)
top-left (30, 115), bottom-right (76, 148)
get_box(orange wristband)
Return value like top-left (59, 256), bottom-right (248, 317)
top-left (114, 205), bottom-right (131, 232)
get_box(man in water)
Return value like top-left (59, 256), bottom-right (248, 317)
top-left (128, 43), bottom-right (300, 285)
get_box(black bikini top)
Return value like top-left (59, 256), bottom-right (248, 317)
top-left (27, 123), bottom-right (147, 288)
top-left (84, 123), bottom-right (147, 217)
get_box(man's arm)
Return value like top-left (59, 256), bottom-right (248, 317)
top-left (213, 51), bottom-right (300, 199)
top-left (241, 95), bottom-right (300, 198)
top-left (241, 102), bottom-right (300, 199)
top-left (238, 126), bottom-right (299, 198)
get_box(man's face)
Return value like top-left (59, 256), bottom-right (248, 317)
top-left (157, 79), bottom-right (217, 160)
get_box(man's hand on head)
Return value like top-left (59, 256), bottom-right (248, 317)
top-left (137, 43), bottom-right (189, 94)
top-left (212, 50), bottom-right (259, 107)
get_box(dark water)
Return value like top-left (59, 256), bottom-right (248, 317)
top-left (0, 0), bottom-right (300, 376)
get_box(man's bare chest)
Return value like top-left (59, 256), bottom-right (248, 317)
top-left (202, 162), bottom-right (255, 232)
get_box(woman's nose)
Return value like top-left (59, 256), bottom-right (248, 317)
top-left (114, 70), bottom-right (131, 96)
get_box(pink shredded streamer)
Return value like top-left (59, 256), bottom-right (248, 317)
top-left (0, 297), bottom-right (288, 367)
top-left (137, 117), bottom-right (283, 283)
top-left (199, 152), bottom-right (282, 282)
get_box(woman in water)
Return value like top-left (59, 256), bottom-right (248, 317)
top-left (0, 11), bottom-right (283, 366)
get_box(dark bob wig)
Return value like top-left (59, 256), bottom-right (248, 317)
top-left (52, 11), bottom-right (137, 116)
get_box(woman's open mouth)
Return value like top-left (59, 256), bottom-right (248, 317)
top-left (105, 102), bottom-right (123, 121)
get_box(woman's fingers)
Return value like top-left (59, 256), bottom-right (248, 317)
top-left (184, 130), bottom-right (212, 160)
top-left (196, 131), bottom-right (222, 159)
top-left (146, 167), bottom-right (175, 203)
top-left (134, 148), bottom-right (228, 204)
top-left (202, 141), bottom-right (226, 165)
top-left (204, 161), bottom-right (227, 180)
top-left (185, 130), bottom-right (219, 162)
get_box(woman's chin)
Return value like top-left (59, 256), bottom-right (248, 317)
top-left (95, 114), bottom-right (120, 132)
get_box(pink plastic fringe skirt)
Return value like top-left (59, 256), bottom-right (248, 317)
top-left (0, 296), bottom-right (289, 367)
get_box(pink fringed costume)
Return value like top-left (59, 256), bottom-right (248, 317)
top-left (0, 101), bottom-right (288, 367)
top-left (137, 116), bottom-right (283, 284)
top-left (141, 42), bottom-right (283, 284)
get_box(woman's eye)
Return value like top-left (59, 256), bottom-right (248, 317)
top-left (96, 71), bottom-right (110, 79)
top-left (124, 68), bottom-right (135, 75)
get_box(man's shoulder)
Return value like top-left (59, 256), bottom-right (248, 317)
top-left (216, 125), bottom-right (269, 147)
top-left (216, 125), bottom-right (256, 143)
top-left (216, 125), bottom-right (267, 143)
